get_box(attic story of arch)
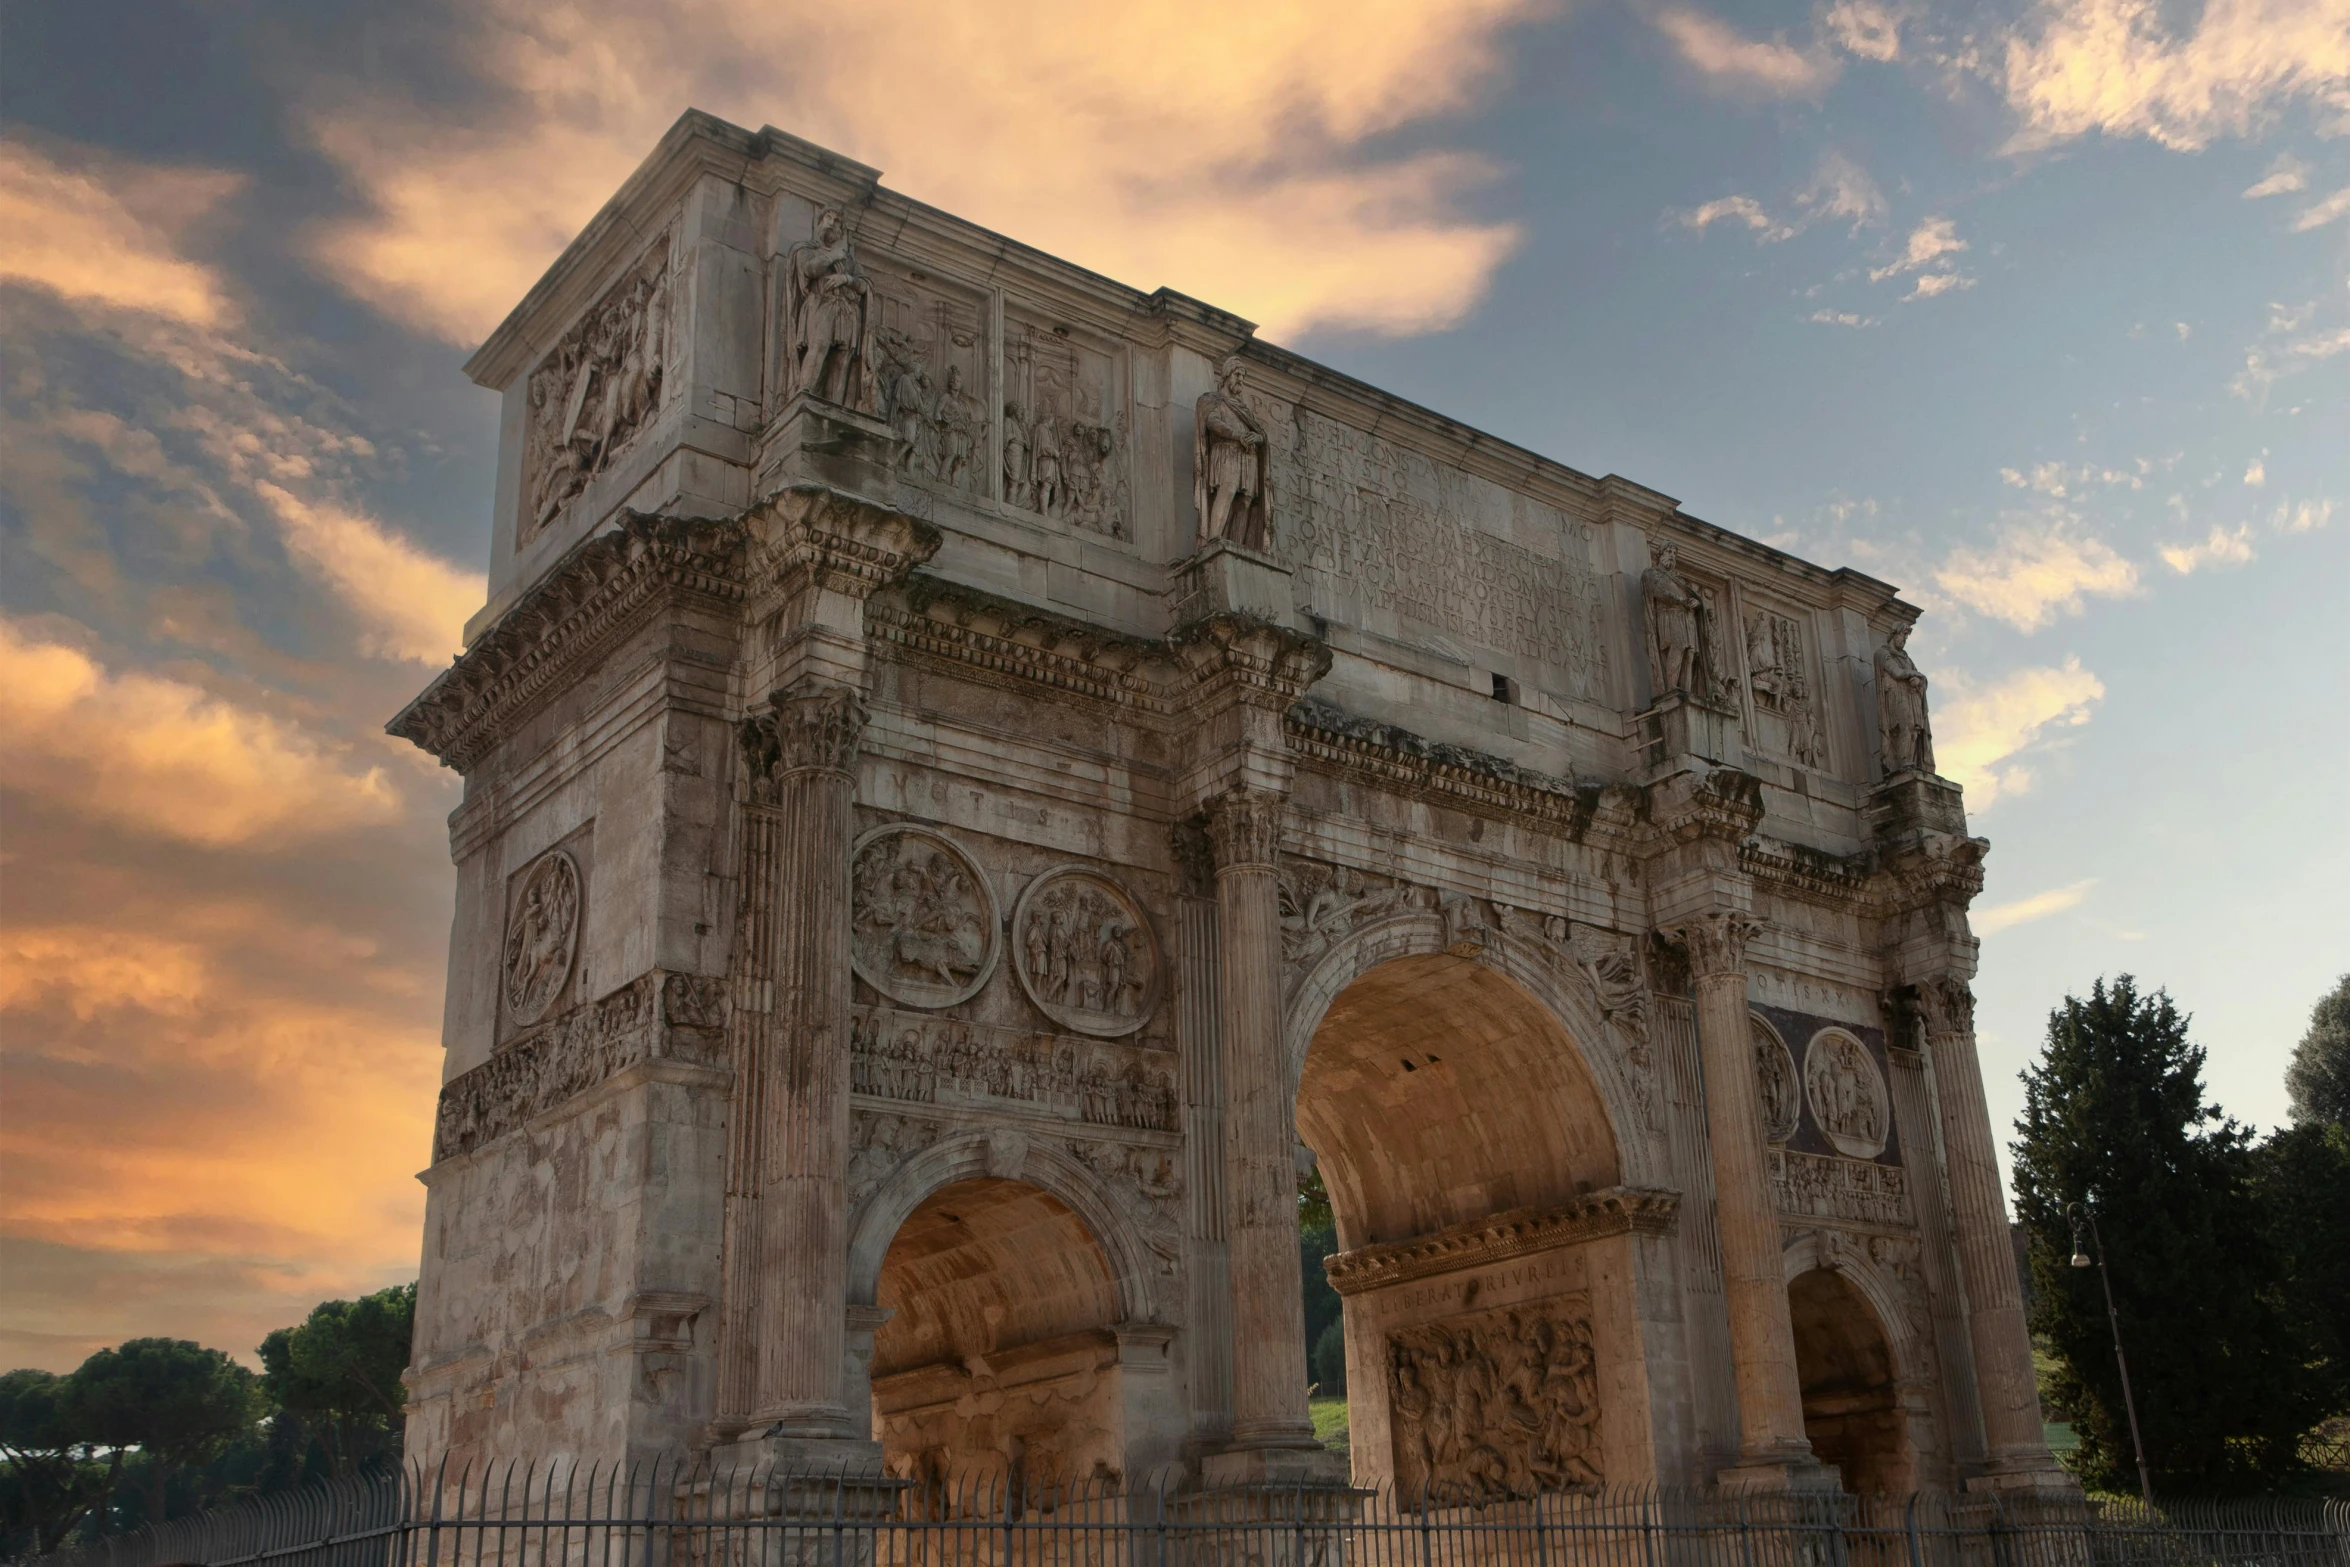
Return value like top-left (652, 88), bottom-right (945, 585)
top-left (389, 110), bottom-right (2068, 1504)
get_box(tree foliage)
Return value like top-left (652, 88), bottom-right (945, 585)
top-left (2284, 974), bottom-right (2350, 1129)
top-left (2013, 977), bottom-right (2328, 1494)
top-left (258, 1284), bottom-right (416, 1478)
top-left (68, 1340), bottom-right (262, 1526)
top-left (0, 1369), bottom-right (118, 1555)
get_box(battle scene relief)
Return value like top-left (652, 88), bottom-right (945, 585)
top-left (1389, 1299), bottom-right (1604, 1504)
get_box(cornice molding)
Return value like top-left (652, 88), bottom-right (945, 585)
top-left (1323, 1187), bottom-right (1680, 1297)
top-left (1168, 613), bottom-right (1333, 715)
top-left (745, 483), bottom-right (941, 615)
top-left (1284, 699), bottom-right (1596, 837)
top-left (868, 577), bottom-right (1171, 715)
top-left (388, 512), bottom-right (747, 772)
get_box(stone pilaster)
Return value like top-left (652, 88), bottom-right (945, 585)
top-left (1917, 976), bottom-right (2067, 1490)
top-left (1204, 788), bottom-right (1324, 1460)
top-left (1674, 912), bottom-right (1823, 1487)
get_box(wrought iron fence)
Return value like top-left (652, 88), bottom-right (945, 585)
top-left (27, 1461), bottom-right (2350, 1567)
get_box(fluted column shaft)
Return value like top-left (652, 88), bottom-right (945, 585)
top-left (720, 683), bottom-right (868, 1436)
top-left (1681, 914), bottom-right (1814, 1465)
top-left (1920, 977), bottom-right (2055, 1474)
top-left (1209, 790), bottom-right (1319, 1451)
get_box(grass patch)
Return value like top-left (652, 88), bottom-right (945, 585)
top-left (1309, 1396), bottom-right (1350, 1456)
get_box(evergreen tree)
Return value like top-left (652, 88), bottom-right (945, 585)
top-left (2284, 974), bottom-right (2350, 1128)
top-left (0, 1369), bottom-right (117, 1555)
top-left (67, 1340), bottom-right (261, 1526)
top-left (258, 1284), bottom-right (415, 1477)
top-left (2012, 977), bottom-right (2322, 1493)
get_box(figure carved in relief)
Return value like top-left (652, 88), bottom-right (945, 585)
top-left (1642, 544), bottom-right (1707, 699)
top-left (1389, 1304), bottom-right (1602, 1503)
top-left (526, 250), bottom-right (669, 537)
top-left (1003, 403), bottom-right (1034, 508)
top-left (937, 366), bottom-right (980, 488)
top-left (1804, 1029), bottom-right (1889, 1159)
top-left (1752, 1018), bottom-right (1799, 1144)
top-left (1012, 870), bottom-right (1158, 1037)
top-left (785, 207), bottom-right (875, 410)
top-left (849, 829), bottom-right (999, 1008)
top-left (1195, 356), bottom-right (1271, 550)
top-left (503, 850), bottom-right (582, 1026)
top-left (1874, 624), bottom-right (1936, 775)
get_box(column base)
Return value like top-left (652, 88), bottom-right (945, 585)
top-left (1714, 1451), bottom-right (1841, 1493)
top-left (706, 1429), bottom-right (889, 1479)
top-left (1199, 1444), bottom-right (1350, 1489)
top-left (1964, 1456), bottom-right (2082, 1497)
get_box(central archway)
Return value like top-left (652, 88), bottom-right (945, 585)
top-left (1292, 948), bottom-right (1658, 1495)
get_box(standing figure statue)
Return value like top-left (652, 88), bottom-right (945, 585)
top-left (1194, 356), bottom-right (1271, 550)
top-left (1642, 543), bottom-right (1707, 699)
top-left (1874, 624), bottom-right (1937, 775)
top-left (784, 206), bottom-right (874, 410)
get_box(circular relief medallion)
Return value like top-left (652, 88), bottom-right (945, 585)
top-left (1750, 1013), bottom-right (1800, 1145)
top-left (850, 825), bottom-right (1002, 1009)
top-left (1010, 867), bottom-right (1161, 1038)
top-left (503, 849), bottom-right (582, 1026)
top-left (1804, 1027), bottom-right (1890, 1159)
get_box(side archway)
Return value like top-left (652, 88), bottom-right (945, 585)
top-left (1781, 1244), bottom-right (1916, 1493)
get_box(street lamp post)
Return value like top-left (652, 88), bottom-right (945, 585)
top-left (2068, 1200), bottom-right (2154, 1506)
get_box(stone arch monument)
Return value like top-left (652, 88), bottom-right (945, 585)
top-left (391, 111), bottom-right (2068, 1498)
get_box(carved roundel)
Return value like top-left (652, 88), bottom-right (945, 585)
top-left (850, 825), bottom-right (1002, 1010)
top-left (1750, 1013), bottom-right (1800, 1145)
top-left (1010, 867), bottom-right (1161, 1038)
top-left (1804, 1027), bottom-right (1890, 1160)
top-left (503, 849), bottom-right (583, 1026)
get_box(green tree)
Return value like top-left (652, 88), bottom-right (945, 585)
top-left (2012, 976), bottom-right (2323, 1493)
top-left (0, 1368), bottom-right (118, 1555)
top-left (2285, 974), bottom-right (2350, 1128)
top-left (2251, 1120), bottom-right (2350, 1429)
top-left (67, 1339), bottom-right (261, 1526)
top-left (258, 1285), bottom-right (415, 1478)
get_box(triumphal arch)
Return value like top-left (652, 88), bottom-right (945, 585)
top-left (393, 111), bottom-right (2067, 1500)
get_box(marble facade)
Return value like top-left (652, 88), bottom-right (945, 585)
top-left (391, 111), bottom-right (2067, 1500)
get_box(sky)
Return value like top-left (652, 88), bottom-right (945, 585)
top-left (1, 0), bottom-right (2344, 1375)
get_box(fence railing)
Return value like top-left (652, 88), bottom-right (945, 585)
top-left (29, 1461), bottom-right (2350, 1567)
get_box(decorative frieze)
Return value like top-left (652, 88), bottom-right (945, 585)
top-left (435, 971), bottom-right (727, 1162)
top-left (1276, 862), bottom-right (1414, 965)
top-left (849, 1006), bottom-right (1178, 1133)
top-left (1769, 1148), bottom-right (1912, 1228)
top-left (1389, 1298), bottom-right (1604, 1501)
top-left (1324, 1188), bottom-right (1680, 1298)
top-left (524, 234), bottom-right (671, 543)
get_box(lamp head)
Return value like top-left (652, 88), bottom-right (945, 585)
top-left (2070, 1250), bottom-right (2092, 1269)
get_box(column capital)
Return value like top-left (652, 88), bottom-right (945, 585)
top-left (1672, 910), bottom-right (1762, 981)
top-left (1916, 974), bottom-right (1976, 1038)
top-left (1205, 788), bottom-right (1285, 872)
top-left (739, 680), bottom-right (868, 802)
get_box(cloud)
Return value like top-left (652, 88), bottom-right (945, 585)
top-left (252, 485), bottom-right (480, 664)
top-left (1976, 878), bottom-right (2097, 934)
top-left (0, 138), bottom-right (243, 327)
top-left (2291, 184), bottom-right (2350, 230)
top-left (2272, 497), bottom-right (2335, 532)
top-left (302, 0), bottom-right (1547, 346)
top-left (1997, 458), bottom-right (2152, 497)
top-left (2159, 522), bottom-right (2256, 572)
top-left (1935, 657), bottom-right (2105, 808)
top-left (0, 618), bottom-right (402, 847)
top-left (1810, 309), bottom-right (1882, 327)
top-left (1795, 151), bottom-right (1888, 231)
top-left (1824, 0), bottom-right (1906, 62)
top-left (2231, 298), bottom-right (2350, 400)
top-left (2002, 0), bottom-right (2350, 152)
top-left (1908, 271), bottom-right (1977, 298)
top-left (1654, 5), bottom-right (1843, 96)
top-left (2243, 154), bottom-right (2309, 198)
top-left (2244, 455), bottom-right (2266, 486)
top-left (1680, 194), bottom-right (1793, 238)
top-left (1870, 215), bottom-right (1970, 287)
top-left (1933, 523), bottom-right (2141, 629)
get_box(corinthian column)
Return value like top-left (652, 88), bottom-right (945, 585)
top-left (1918, 977), bottom-right (2064, 1486)
top-left (1677, 912), bottom-right (1821, 1486)
top-left (1205, 788), bottom-right (1325, 1462)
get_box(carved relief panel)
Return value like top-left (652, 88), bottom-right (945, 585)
top-left (1002, 318), bottom-right (1128, 538)
top-left (522, 234), bottom-right (673, 544)
top-left (849, 1006), bottom-right (1178, 1133)
top-left (867, 264), bottom-right (990, 498)
top-left (850, 825), bottom-right (1002, 1009)
top-left (1739, 600), bottom-right (1826, 768)
top-left (1389, 1299), bottom-right (1603, 1503)
top-left (1804, 1027), bottom-right (1890, 1159)
top-left (502, 847), bottom-right (584, 1028)
top-left (1010, 867), bottom-right (1160, 1037)
top-left (1751, 1013), bottom-right (1800, 1145)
